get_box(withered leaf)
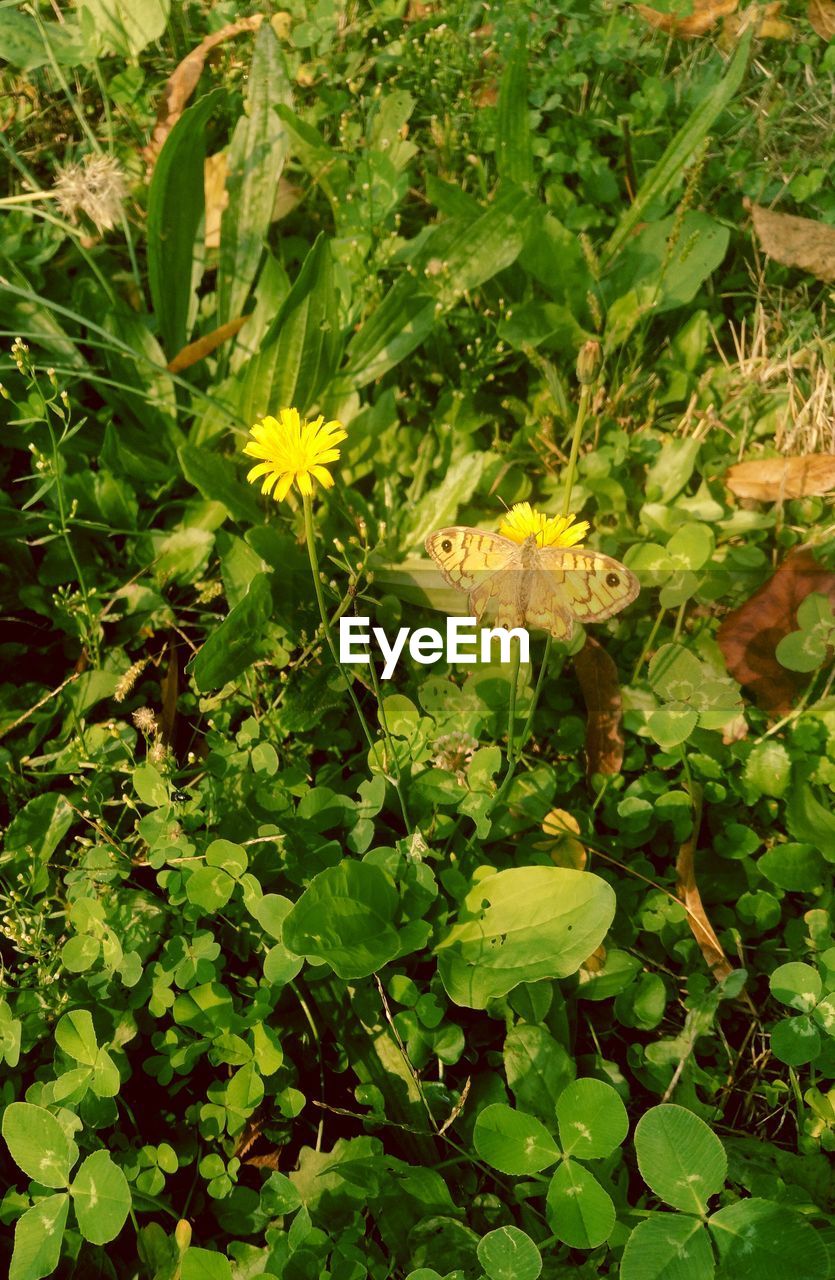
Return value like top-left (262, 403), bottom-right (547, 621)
top-left (144, 15), bottom-right (264, 168)
top-left (676, 784), bottom-right (733, 982)
top-left (166, 317), bottom-right (248, 374)
top-left (633, 0), bottom-right (738, 37)
top-left (574, 636), bottom-right (625, 776)
top-left (204, 152), bottom-right (229, 250)
top-left (747, 200), bottom-right (835, 283)
top-left (717, 548), bottom-right (835, 717)
top-left (808, 0), bottom-right (835, 38)
top-left (725, 454), bottom-right (835, 501)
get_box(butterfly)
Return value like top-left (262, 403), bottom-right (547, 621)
top-left (424, 527), bottom-right (640, 640)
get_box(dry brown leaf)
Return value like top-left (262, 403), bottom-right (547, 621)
top-left (676, 784), bottom-right (733, 981)
top-left (574, 636), bottom-right (625, 775)
top-left (725, 454), bottom-right (835, 500)
top-left (204, 152), bottom-right (229, 250)
top-left (809, 0), bottom-right (835, 37)
top-left (166, 317), bottom-right (248, 374)
top-left (273, 176), bottom-right (302, 222)
top-left (717, 548), bottom-right (835, 717)
top-left (633, 0), bottom-right (738, 37)
top-left (720, 0), bottom-right (792, 43)
top-left (747, 199), bottom-right (835, 283)
top-left (144, 15), bottom-right (264, 168)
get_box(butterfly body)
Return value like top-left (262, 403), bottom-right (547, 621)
top-left (424, 526), bottom-right (639, 641)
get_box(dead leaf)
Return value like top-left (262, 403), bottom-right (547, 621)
top-left (574, 636), bottom-right (625, 775)
top-left (273, 176), bottom-right (302, 222)
top-left (166, 317), bottom-right (248, 374)
top-left (633, 0), bottom-right (738, 38)
top-left (746, 199), bottom-right (835, 283)
top-left (144, 15), bottom-right (264, 168)
top-left (204, 152), bottom-right (229, 250)
top-left (725, 454), bottom-right (835, 501)
top-left (720, 0), bottom-right (792, 43)
top-left (717, 548), bottom-right (835, 716)
top-left (809, 0), bottom-right (835, 38)
top-left (676, 783), bottom-right (733, 981)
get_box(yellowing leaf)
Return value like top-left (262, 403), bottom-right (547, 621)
top-left (747, 200), bottom-right (835, 283)
top-left (725, 455), bottom-right (835, 500)
top-left (633, 0), bottom-right (738, 37)
top-left (809, 0), bottom-right (835, 38)
top-left (204, 152), bottom-right (228, 250)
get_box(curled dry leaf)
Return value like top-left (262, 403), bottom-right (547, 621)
top-left (144, 15), bottom-right (264, 168)
top-left (537, 809), bottom-right (587, 870)
top-left (166, 317), bottom-right (248, 374)
top-left (720, 0), bottom-right (792, 44)
top-left (717, 548), bottom-right (835, 717)
top-left (574, 635), bottom-right (625, 776)
top-left (675, 783), bottom-right (733, 982)
top-left (725, 454), bottom-right (835, 501)
top-left (746, 199), bottom-right (835, 283)
top-left (808, 0), bottom-right (835, 38)
top-left (633, 0), bottom-right (738, 37)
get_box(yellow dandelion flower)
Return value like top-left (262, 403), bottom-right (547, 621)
top-left (243, 408), bottom-right (346, 502)
top-left (499, 501), bottom-right (589, 548)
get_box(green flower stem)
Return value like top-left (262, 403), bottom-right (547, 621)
top-left (631, 607), bottom-right (666, 682)
top-left (487, 634), bottom-right (552, 821)
top-left (302, 492), bottom-right (374, 753)
top-left (561, 381), bottom-right (592, 516)
top-left (302, 493), bottom-right (411, 829)
top-left (366, 655), bottom-right (412, 831)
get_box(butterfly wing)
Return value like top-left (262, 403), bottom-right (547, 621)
top-left (536, 547), bottom-right (640, 622)
top-left (424, 528), bottom-right (516, 590)
top-left (523, 570), bottom-right (575, 639)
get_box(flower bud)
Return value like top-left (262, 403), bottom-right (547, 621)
top-left (576, 339), bottom-right (601, 386)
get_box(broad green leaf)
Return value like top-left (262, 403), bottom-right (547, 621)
top-left (771, 1016), bottom-right (821, 1066)
top-left (178, 444), bottom-right (263, 526)
top-left (603, 29), bottom-right (752, 262)
top-left (147, 91), bottom-right (221, 356)
top-left (635, 1104), bottom-right (727, 1214)
top-left (0, 11), bottom-right (85, 69)
top-left (71, 1150), bottom-right (131, 1244)
top-left (496, 39), bottom-right (533, 188)
top-left (769, 962), bottom-right (822, 1012)
top-left (620, 1215), bottom-right (715, 1280)
top-left (133, 764), bottom-right (169, 809)
top-left (9, 1193), bottom-right (69, 1280)
top-left (786, 781), bottom-right (835, 861)
top-left (648, 645), bottom-right (704, 702)
top-left (744, 742), bottom-right (792, 799)
top-left (249, 893), bottom-right (294, 940)
top-left (709, 1198), bottom-right (828, 1280)
top-left (76, 0), bottom-right (169, 57)
top-left (218, 24), bottom-right (292, 325)
top-left (61, 936), bottom-right (100, 973)
top-left (283, 860), bottom-right (401, 980)
top-left (180, 1250), bottom-right (233, 1280)
top-left (473, 1103), bottom-right (559, 1175)
top-left (205, 839), bottom-right (248, 878)
top-left (545, 1161), bottom-right (615, 1249)
top-left (503, 1024), bottom-right (574, 1127)
top-left (477, 1226), bottom-right (542, 1280)
top-left (234, 234), bottom-right (339, 423)
top-left (55, 1010), bottom-right (98, 1066)
top-left (647, 703), bottom-right (699, 751)
top-left (2, 793), bottom-right (72, 865)
top-left (151, 527), bottom-right (214, 586)
top-left (644, 439), bottom-right (702, 504)
top-left (776, 628), bottom-right (830, 673)
top-left (555, 1078), bottom-right (629, 1159)
top-left (186, 865), bottom-right (235, 913)
top-left (189, 573), bottom-right (273, 693)
top-left (3, 1103), bottom-right (72, 1188)
top-left (436, 866), bottom-right (616, 1009)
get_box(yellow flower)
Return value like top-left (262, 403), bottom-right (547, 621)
top-left (243, 408), bottom-right (346, 502)
top-left (499, 501), bottom-right (589, 548)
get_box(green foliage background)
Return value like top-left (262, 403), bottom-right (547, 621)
top-left (2, 1), bottom-right (835, 1277)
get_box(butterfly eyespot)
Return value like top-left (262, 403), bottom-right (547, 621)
top-left (441, 538), bottom-right (452, 552)
top-left (606, 572), bottom-right (620, 587)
